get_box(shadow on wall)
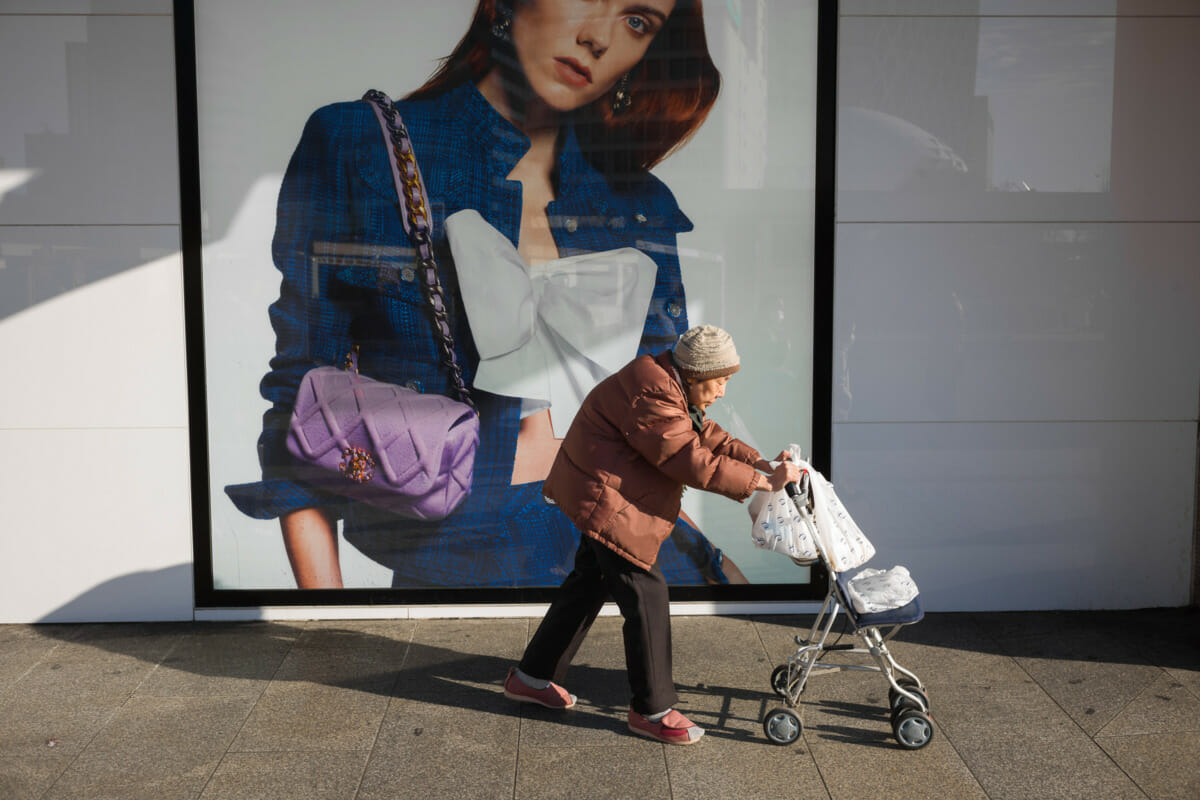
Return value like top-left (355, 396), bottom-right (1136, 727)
top-left (35, 564), bottom-right (194, 624)
top-left (0, 11), bottom-right (183, 324)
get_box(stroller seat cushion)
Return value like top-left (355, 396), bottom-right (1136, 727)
top-left (852, 594), bottom-right (924, 628)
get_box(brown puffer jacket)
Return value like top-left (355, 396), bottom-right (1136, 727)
top-left (544, 351), bottom-right (762, 570)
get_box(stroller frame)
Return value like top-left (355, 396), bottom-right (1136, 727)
top-left (762, 474), bottom-right (933, 750)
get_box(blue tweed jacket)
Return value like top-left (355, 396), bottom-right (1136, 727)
top-left (227, 82), bottom-right (704, 586)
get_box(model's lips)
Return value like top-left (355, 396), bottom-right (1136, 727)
top-left (554, 58), bottom-right (592, 87)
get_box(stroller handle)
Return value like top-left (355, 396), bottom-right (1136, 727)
top-left (784, 470), bottom-right (811, 499)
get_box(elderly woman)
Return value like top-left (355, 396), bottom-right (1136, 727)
top-left (504, 325), bottom-right (803, 744)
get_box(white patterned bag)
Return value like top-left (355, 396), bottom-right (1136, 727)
top-left (749, 487), bottom-right (820, 562)
top-left (802, 459), bottom-right (875, 572)
top-left (748, 447), bottom-right (875, 572)
top-left (844, 566), bottom-right (919, 614)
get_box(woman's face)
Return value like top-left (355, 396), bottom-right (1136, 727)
top-left (510, 0), bottom-right (677, 112)
top-left (686, 375), bottom-right (728, 410)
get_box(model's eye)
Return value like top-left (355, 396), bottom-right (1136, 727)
top-left (625, 15), bottom-right (650, 35)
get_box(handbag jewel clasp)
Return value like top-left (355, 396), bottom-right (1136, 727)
top-left (339, 446), bottom-right (376, 484)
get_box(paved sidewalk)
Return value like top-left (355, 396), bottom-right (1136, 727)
top-left (1, 608), bottom-right (1198, 799)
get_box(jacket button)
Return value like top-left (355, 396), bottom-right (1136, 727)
top-left (634, 213), bottom-right (648, 224)
top-left (404, 379), bottom-right (423, 392)
top-left (564, 217), bottom-right (579, 233)
top-left (400, 266), bottom-right (416, 283)
top-left (666, 300), bottom-right (683, 318)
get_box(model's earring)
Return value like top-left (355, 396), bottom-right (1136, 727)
top-left (492, 5), bottom-right (513, 41)
top-left (611, 72), bottom-right (633, 114)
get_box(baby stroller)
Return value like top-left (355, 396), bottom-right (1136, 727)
top-left (750, 455), bottom-right (932, 750)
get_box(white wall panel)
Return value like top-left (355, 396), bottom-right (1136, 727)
top-left (0, 427), bottom-right (193, 623)
top-left (0, 4), bottom-right (190, 623)
top-left (832, 420), bottom-right (1195, 611)
top-left (0, 227), bottom-right (186, 428)
top-left (0, 2), bottom-right (168, 12)
top-left (0, 14), bottom-right (178, 225)
top-left (834, 222), bottom-right (1200, 423)
top-left (837, 15), bottom-right (1200, 222)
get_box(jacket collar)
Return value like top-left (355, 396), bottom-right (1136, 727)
top-left (438, 82), bottom-right (690, 229)
top-left (656, 350), bottom-right (706, 432)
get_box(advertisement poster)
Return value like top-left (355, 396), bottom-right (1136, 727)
top-left (188, 0), bottom-right (825, 598)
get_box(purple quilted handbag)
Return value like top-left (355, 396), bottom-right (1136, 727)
top-left (284, 91), bottom-right (478, 520)
top-left (286, 353), bottom-right (478, 520)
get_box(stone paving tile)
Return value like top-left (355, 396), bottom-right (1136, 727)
top-left (61, 622), bottom-right (188, 664)
top-left (1096, 732), bottom-right (1200, 800)
top-left (1, 611), bottom-right (1196, 800)
top-left (200, 750), bottom-right (370, 800)
top-left (41, 696), bottom-right (254, 800)
top-left (358, 692), bottom-right (520, 800)
top-left (807, 735), bottom-right (987, 800)
top-left (667, 730), bottom-right (832, 800)
top-left (268, 620), bottom-right (413, 695)
top-left (752, 614), bottom-right (822, 665)
top-left (972, 610), bottom-right (1122, 644)
top-left (794, 671), bottom-right (987, 800)
top-left (0, 752), bottom-right (76, 800)
top-left (1015, 651), bottom-right (1162, 735)
top-left (229, 683), bottom-right (391, 752)
top-left (664, 681), bottom-right (832, 799)
top-left (135, 621), bottom-right (302, 698)
top-left (518, 697), bottom-right (647, 748)
top-left (946, 727), bottom-right (1147, 800)
top-left (1096, 672), bottom-right (1200, 737)
top-left (671, 614), bottom-right (777, 684)
top-left (0, 625), bottom-right (72, 692)
top-left (515, 743), bottom-right (669, 800)
top-left (398, 617), bottom-right (527, 697)
top-left (910, 663), bottom-right (1150, 800)
top-left (0, 651), bottom-right (158, 760)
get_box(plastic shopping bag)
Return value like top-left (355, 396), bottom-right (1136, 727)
top-left (802, 461), bottom-right (875, 572)
top-left (747, 446), bottom-right (876, 571)
top-left (749, 487), bottom-right (820, 562)
top-left (748, 444), bottom-right (819, 562)
top-left (844, 566), bottom-right (919, 614)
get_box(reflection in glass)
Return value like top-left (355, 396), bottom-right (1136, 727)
top-left (976, 18), bottom-right (1115, 193)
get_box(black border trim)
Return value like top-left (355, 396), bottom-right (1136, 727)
top-left (174, 2), bottom-right (218, 604)
top-left (178, 0), bottom-right (838, 609)
top-left (811, 0), bottom-right (837, 476)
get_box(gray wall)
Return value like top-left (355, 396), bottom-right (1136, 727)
top-left (0, 0), bottom-right (1195, 621)
top-left (831, 0), bottom-right (1200, 610)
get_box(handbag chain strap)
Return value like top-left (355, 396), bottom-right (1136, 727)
top-left (363, 89), bottom-right (475, 412)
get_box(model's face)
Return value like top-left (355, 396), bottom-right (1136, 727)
top-left (510, 0), bottom-right (676, 112)
top-left (686, 375), bottom-right (728, 410)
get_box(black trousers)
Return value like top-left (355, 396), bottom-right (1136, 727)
top-left (518, 534), bottom-right (678, 715)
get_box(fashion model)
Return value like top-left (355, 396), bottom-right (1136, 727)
top-left (227, 0), bottom-right (738, 589)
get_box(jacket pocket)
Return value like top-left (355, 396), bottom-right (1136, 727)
top-left (314, 242), bottom-right (424, 307)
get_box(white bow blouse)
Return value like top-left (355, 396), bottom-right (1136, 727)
top-left (445, 209), bottom-right (658, 438)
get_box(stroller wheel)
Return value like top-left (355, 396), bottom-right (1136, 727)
top-left (889, 683), bottom-right (929, 713)
top-left (763, 707), bottom-right (803, 745)
top-left (770, 665), bottom-right (793, 697)
top-left (892, 708), bottom-right (934, 750)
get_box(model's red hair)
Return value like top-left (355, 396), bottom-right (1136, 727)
top-left (407, 0), bottom-right (721, 176)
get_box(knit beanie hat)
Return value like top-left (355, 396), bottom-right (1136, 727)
top-left (673, 325), bottom-right (740, 381)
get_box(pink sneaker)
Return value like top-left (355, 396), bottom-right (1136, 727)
top-left (628, 709), bottom-right (705, 745)
top-left (503, 668), bottom-right (576, 709)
